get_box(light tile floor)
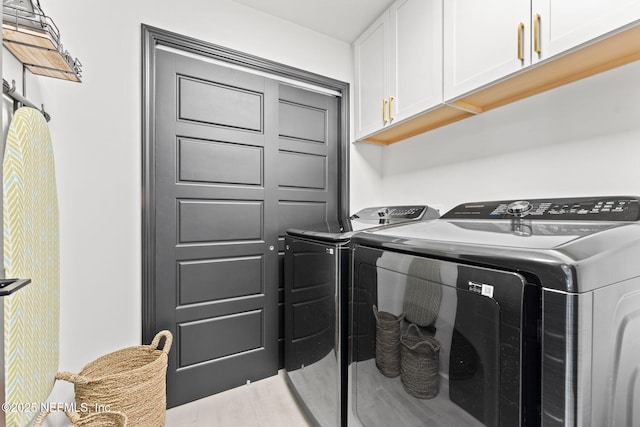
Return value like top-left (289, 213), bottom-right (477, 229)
top-left (165, 370), bottom-right (312, 426)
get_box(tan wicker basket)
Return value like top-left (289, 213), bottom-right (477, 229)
top-left (55, 330), bottom-right (172, 427)
top-left (33, 409), bottom-right (127, 427)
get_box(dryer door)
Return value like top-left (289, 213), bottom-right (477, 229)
top-left (285, 236), bottom-right (344, 427)
top-left (350, 245), bottom-right (539, 427)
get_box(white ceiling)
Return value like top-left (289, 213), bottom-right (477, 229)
top-left (231, 0), bottom-right (396, 43)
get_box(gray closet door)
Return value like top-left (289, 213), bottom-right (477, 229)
top-left (153, 48), bottom-right (340, 407)
top-left (276, 83), bottom-right (340, 363)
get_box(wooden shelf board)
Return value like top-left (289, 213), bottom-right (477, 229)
top-left (2, 24), bottom-right (55, 49)
top-left (2, 26), bottom-right (81, 82)
top-left (453, 24), bottom-right (640, 113)
top-left (361, 105), bottom-right (474, 145)
top-left (26, 65), bottom-right (81, 83)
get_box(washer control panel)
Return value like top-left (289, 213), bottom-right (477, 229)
top-left (442, 197), bottom-right (640, 221)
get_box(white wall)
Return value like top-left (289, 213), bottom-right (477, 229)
top-left (1, 0), bottom-right (378, 414)
top-left (381, 60), bottom-right (640, 214)
top-left (350, 141), bottom-right (384, 212)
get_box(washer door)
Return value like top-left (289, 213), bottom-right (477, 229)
top-left (351, 245), bottom-right (538, 427)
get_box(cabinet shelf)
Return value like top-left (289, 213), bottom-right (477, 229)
top-left (360, 22), bottom-right (640, 145)
top-left (360, 104), bottom-right (474, 145)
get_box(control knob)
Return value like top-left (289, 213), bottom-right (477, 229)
top-left (506, 200), bottom-right (533, 216)
top-left (377, 208), bottom-right (389, 218)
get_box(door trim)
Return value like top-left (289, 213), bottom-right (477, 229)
top-left (141, 24), bottom-right (350, 343)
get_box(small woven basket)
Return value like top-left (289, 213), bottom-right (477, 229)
top-left (33, 409), bottom-right (127, 427)
top-left (373, 305), bottom-right (405, 378)
top-left (55, 330), bottom-right (172, 427)
top-left (400, 323), bottom-right (440, 399)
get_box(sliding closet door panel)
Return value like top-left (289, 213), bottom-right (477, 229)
top-left (153, 46), bottom-right (341, 407)
top-left (276, 84), bottom-right (340, 363)
top-left (154, 49), bottom-right (279, 407)
top-left (277, 84), bottom-right (340, 244)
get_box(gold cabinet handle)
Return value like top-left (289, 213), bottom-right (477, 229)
top-left (517, 22), bottom-right (525, 61)
top-left (388, 96), bottom-right (394, 121)
top-left (382, 98), bottom-right (389, 123)
top-left (534, 14), bottom-right (541, 54)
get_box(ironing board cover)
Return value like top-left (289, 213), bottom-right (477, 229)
top-left (3, 107), bottom-right (60, 427)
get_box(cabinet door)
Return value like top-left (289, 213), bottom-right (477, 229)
top-left (389, 0), bottom-right (443, 122)
top-left (532, 0), bottom-right (640, 64)
top-left (444, 0), bottom-right (531, 101)
top-left (354, 12), bottom-right (390, 140)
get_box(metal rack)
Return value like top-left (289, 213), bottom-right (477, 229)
top-left (2, 78), bottom-right (50, 121)
top-left (2, 0), bottom-right (82, 82)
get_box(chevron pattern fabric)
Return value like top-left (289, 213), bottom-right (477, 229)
top-left (3, 107), bottom-right (60, 427)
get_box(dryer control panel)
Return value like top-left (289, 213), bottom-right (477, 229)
top-left (351, 205), bottom-right (438, 221)
top-left (442, 196), bottom-right (640, 221)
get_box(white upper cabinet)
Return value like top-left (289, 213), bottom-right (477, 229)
top-left (354, 0), bottom-right (443, 140)
top-left (354, 12), bottom-right (390, 139)
top-left (531, 0), bottom-right (640, 64)
top-left (444, 0), bottom-right (531, 101)
top-left (354, 0), bottom-right (640, 144)
top-left (389, 0), bottom-right (443, 123)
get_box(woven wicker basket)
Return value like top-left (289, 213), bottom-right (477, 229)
top-left (33, 409), bottom-right (127, 427)
top-left (373, 305), bottom-right (405, 378)
top-left (55, 330), bottom-right (172, 427)
top-left (400, 324), bottom-right (440, 399)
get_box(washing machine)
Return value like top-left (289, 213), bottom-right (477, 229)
top-left (350, 196), bottom-right (640, 427)
top-left (284, 205), bottom-right (440, 427)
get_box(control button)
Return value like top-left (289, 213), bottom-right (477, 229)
top-left (577, 209), bottom-right (589, 215)
top-left (506, 200), bottom-right (533, 216)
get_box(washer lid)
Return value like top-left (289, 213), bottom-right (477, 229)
top-left (369, 219), bottom-right (621, 249)
top-left (353, 196), bottom-right (640, 292)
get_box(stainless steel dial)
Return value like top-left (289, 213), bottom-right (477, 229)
top-left (506, 200), bottom-right (533, 216)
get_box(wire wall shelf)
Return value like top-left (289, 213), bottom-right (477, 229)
top-left (2, 0), bottom-right (82, 82)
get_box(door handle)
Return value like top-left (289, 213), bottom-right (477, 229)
top-left (382, 98), bottom-right (389, 123)
top-left (517, 22), bottom-right (525, 61)
top-left (388, 96), bottom-right (394, 121)
top-left (534, 14), bottom-right (541, 54)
